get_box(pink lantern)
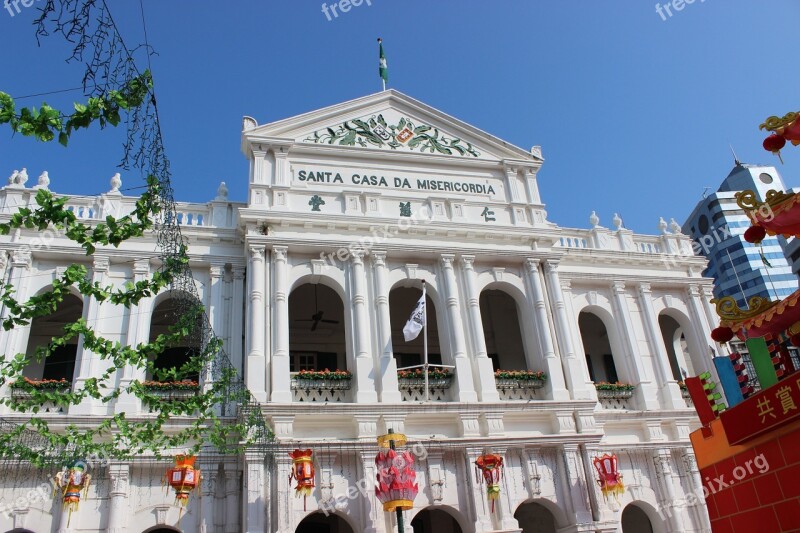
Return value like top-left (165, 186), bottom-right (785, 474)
top-left (375, 447), bottom-right (419, 512)
top-left (593, 454), bottom-right (625, 501)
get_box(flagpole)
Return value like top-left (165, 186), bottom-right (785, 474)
top-left (423, 281), bottom-right (429, 402)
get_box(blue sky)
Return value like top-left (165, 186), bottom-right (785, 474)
top-left (1, 1), bottom-right (799, 234)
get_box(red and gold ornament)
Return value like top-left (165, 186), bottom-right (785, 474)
top-left (289, 449), bottom-right (315, 511)
top-left (165, 454), bottom-right (201, 516)
top-left (593, 454), bottom-right (625, 501)
top-left (474, 453), bottom-right (504, 513)
top-left (54, 461), bottom-right (91, 526)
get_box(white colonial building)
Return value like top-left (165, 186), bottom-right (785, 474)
top-left (0, 91), bottom-right (718, 533)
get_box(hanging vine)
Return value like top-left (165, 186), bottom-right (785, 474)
top-left (0, 0), bottom-right (271, 466)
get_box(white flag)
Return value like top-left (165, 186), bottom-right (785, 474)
top-left (403, 293), bottom-right (426, 342)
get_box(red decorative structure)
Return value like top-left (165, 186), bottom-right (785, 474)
top-left (592, 454), bottom-right (624, 502)
top-left (760, 111), bottom-right (799, 161)
top-left (375, 430), bottom-right (418, 533)
top-left (288, 449), bottom-right (315, 511)
top-left (166, 454), bottom-right (201, 515)
top-left (474, 453), bottom-right (504, 513)
top-left (54, 461), bottom-right (91, 526)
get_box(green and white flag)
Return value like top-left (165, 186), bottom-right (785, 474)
top-left (378, 38), bottom-right (388, 86)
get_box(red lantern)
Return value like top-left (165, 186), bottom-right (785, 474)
top-left (763, 133), bottom-right (787, 161)
top-left (166, 455), bottom-right (201, 515)
top-left (711, 326), bottom-right (734, 343)
top-left (744, 225), bottom-right (767, 244)
top-left (289, 449), bottom-right (315, 511)
top-left (593, 454), bottom-right (624, 501)
top-left (54, 461), bottom-right (91, 526)
top-left (375, 432), bottom-right (418, 512)
top-left (474, 453), bottom-right (504, 513)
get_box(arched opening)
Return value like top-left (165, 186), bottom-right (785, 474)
top-left (23, 293), bottom-right (83, 383)
top-left (514, 501), bottom-right (558, 533)
top-left (295, 512), bottom-right (354, 533)
top-left (142, 527), bottom-right (181, 533)
top-left (411, 508), bottom-right (464, 533)
top-left (389, 287), bottom-right (444, 370)
top-left (578, 311), bottom-right (622, 384)
top-left (658, 314), bottom-right (689, 380)
top-left (288, 283), bottom-right (347, 373)
top-left (149, 297), bottom-right (203, 383)
top-left (480, 289), bottom-right (527, 371)
top-left (621, 503), bottom-right (655, 533)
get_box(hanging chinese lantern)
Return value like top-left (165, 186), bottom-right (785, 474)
top-left (165, 454), bottom-right (201, 516)
top-left (54, 461), bottom-right (91, 526)
top-left (375, 431), bottom-right (418, 520)
top-left (593, 454), bottom-right (625, 501)
top-left (289, 449), bottom-right (315, 511)
top-left (763, 134), bottom-right (787, 162)
top-left (474, 453), bottom-right (504, 513)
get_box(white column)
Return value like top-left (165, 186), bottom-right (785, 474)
top-left (224, 467), bottom-right (241, 533)
top-left (525, 259), bottom-right (569, 401)
top-left (275, 454), bottom-right (294, 533)
top-left (71, 255), bottom-right (110, 416)
top-left (559, 444), bottom-right (593, 527)
top-left (460, 255), bottom-right (498, 401)
top-left (359, 450), bottom-right (380, 533)
top-left (350, 250), bottom-right (378, 402)
top-left (116, 259), bottom-right (151, 414)
top-left (246, 246), bottom-right (267, 402)
top-left (682, 448), bottom-right (712, 531)
top-left (208, 263), bottom-right (226, 347)
top-left (200, 467), bottom-right (218, 533)
top-left (0, 250), bottom-right (31, 413)
top-left (244, 455), bottom-right (266, 533)
top-left (271, 246), bottom-right (292, 403)
top-left (637, 283), bottom-right (685, 409)
top-left (464, 447), bottom-right (494, 532)
top-left (372, 252), bottom-right (401, 402)
top-left (543, 260), bottom-right (591, 400)
top-left (653, 451), bottom-right (685, 532)
top-left (231, 265), bottom-right (246, 378)
top-left (440, 254), bottom-right (477, 402)
top-left (610, 281), bottom-right (659, 410)
top-left (688, 285), bottom-right (715, 375)
top-left (106, 464), bottom-right (129, 533)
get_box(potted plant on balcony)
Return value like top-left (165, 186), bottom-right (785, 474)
top-left (494, 370), bottom-right (547, 390)
top-left (292, 369), bottom-right (352, 391)
top-left (397, 367), bottom-right (453, 389)
top-left (10, 377), bottom-right (71, 400)
top-left (141, 380), bottom-right (201, 401)
top-left (594, 382), bottom-right (636, 400)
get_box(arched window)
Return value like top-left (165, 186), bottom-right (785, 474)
top-left (514, 501), bottom-right (558, 533)
top-left (23, 293), bottom-right (83, 383)
top-left (149, 297), bottom-right (203, 382)
top-left (578, 311), bottom-right (622, 384)
top-left (389, 287), bottom-right (444, 369)
top-left (621, 503), bottom-right (655, 533)
top-left (479, 289), bottom-right (527, 371)
top-left (295, 512), bottom-right (355, 533)
top-left (289, 283), bottom-right (347, 373)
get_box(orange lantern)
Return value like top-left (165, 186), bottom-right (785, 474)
top-left (166, 454), bottom-right (201, 515)
top-left (54, 461), bottom-right (91, 526)
top-left (289, 449), bottom-right (315, 511)
top-left (593, 454), bottom-right (624, 501)
top-left (474, 453), bottom-right (503, 513)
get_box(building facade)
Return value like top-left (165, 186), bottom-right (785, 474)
top-left (682, 162), bottom-right (800, 307)
top-left (0, 91), bottom-right (720, 533)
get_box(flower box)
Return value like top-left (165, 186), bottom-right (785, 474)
top-left (494, 370), bottom-right (547, 390)
top-left (292, 370), bottom-right (352, 391)
top-left (595, 382), bottom-right (636, 400)
top-left (10, 378), bottom-right (71, 399)
top-left (397, 369), bottom-right (453, 390)
top-left (141, 381), bottom-right (200, 401)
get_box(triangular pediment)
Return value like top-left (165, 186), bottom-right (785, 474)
top-left (243, 90), bottom-right (540, 163)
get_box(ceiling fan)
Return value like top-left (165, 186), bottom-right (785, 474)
top-left (294, 284), bottom-right (340, 331)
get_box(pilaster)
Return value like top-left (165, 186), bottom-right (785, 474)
top-left (440, 255), bottom-right (477, 402)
